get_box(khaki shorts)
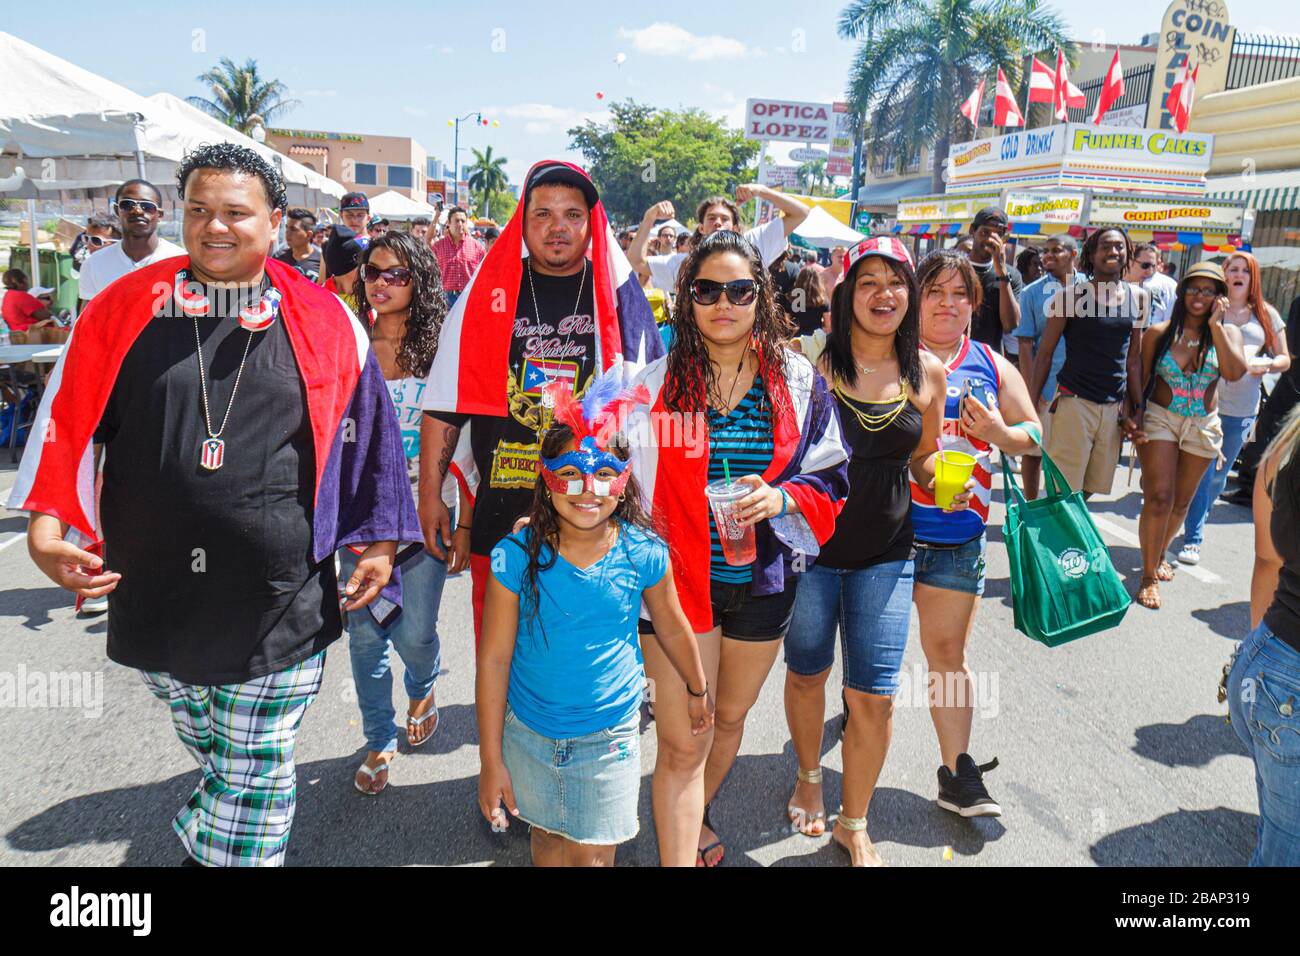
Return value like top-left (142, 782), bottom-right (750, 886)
top-left (1141, 402), bottom-right (1223, 460)
top-left (1022, 399), bottom-right (1053, 458)
top-left (1047, 393), bottom-right (1124, 495)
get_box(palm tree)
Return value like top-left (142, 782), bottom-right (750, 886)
top-left (468, 146), bottom-right (509, 219)
top-left (839, 0), bottom-right (1071, 192)
top-left (187, 58), bottom-right (299, 136)
top-left (799, 157), bottom-right (829, 195)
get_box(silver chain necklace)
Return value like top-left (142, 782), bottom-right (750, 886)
top-left (527, 259), bottom-right (587, 409)
top-left (193, 316), bottom-right (255, 471)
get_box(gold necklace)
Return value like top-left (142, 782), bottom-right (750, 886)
top-left (832, 379), bottom-right (909, 432)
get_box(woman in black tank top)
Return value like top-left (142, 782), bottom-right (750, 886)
top-left (1227, 405), bottom-right (1300, 865)
top-left (783, 239), bottom-right (950, 866)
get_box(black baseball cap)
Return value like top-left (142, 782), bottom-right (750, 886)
top-left (324, 225), bottom-right (365, 276)
top-left (340, 192), bottom-right (370, 212)
top-left (971, 206), bottom-right (1008, 231)
top-left (525, 162), bottom-right (598, 209)
top-left (368, 216), bottom-right (389, 228)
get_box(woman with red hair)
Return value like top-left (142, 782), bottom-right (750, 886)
top-left (1179, 252), bottom-right (1291, 565)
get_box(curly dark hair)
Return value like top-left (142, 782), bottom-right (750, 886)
top-left (354, 232), bottom-right (448, 379)
top-left (1080, 227), bottom-right (1131, 278)
top-left (825, 251), bottom-right (923, 392)
top-left (177, 142), bottom-right (287, 213)
top-left (664, 230), bottom-right (792, 417)
top-left (513, 424), bottom-right (656, 640)
top-left (1143, 270), bottom-right (1228, 404)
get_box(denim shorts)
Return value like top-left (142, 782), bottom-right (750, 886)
top-left (913, 533), bottom-right (987, 596)
top-left (784, 559), bottom-right (914, 694)
top-left (637, 577), bottom-right (799, 641)
top-left (1227, 619), bottom-right (1300, 866)
top-left (501, 705), bottom-right (641, 845)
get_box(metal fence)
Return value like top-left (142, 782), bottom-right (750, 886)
top-left (1076, 64), bottom-right (1154, 120)
top-left (1226, 33), bottom-right (1300, 90)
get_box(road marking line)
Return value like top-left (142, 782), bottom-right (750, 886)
top-left (1092, 515), bottom-right (1222, 583)
top-left (0, 532), bottom-right (25, 553)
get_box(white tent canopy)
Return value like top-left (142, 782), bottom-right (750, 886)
top-left (649, 217), bottom-right (688, 236)
top-left (0, 32), bottom-right (344, 208)
top-left (791, 206), bottom-right (866, 248)
top-left (367, 190), bottom-right (438, 221)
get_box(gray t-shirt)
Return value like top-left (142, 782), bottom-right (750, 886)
top-left (1217, 304), bottom-right (1284, 418)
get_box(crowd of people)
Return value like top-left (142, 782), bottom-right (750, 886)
top-left (6, 141), bottom-right (1300, 869)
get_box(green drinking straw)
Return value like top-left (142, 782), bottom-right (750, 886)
top-left (723, 457), bottom-right (733, 487)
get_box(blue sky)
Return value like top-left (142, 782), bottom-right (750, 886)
top-left (12, 0), bottom-right (1297, 185)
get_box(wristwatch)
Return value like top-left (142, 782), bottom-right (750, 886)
top-left (995, 275), bottom-right (1010, 284)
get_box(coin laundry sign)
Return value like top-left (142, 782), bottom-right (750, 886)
top-left (744, 99), bottom-right (834, 145)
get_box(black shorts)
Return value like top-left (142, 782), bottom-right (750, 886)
top-left (638, 576), bottom-right (799, 642)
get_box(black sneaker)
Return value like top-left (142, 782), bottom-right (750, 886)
top-left (937, 754), bottom-right (1002, 817)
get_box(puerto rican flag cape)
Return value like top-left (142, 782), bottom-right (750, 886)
top-left (421, 160), bottom-right (663, 429)
top-left (628, 350), bottom-right (849, 634)
top-left (6, 255), bottom-right (422, 625)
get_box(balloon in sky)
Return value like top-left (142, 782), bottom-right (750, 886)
top-left (614, 52), bottom-right (626, 66)
top-left (596, 91), bottom-right (604, 99)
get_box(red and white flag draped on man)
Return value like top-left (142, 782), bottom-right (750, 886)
top-left (420, 159), bottom-right (662, 424)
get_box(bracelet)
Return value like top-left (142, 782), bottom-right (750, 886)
top-left (686, 681), bottom-right (709, 699)
top-left (776, 488), bottom-right (789, 518)
top-left (457, 524), bottom-right (472, 531)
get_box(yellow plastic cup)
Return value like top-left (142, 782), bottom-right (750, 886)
top-left (934, 450), bottom-right (977, 509)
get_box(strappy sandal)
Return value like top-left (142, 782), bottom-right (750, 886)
top-left (406, 691), bottom-right (438, 747)
top-left (696, 803), bottom-right (725, 867)
top-left (354, 754), bottom-right (394, 795)
top-left (1156, 560), bottom-right (1176, 582)
top-left (1135, 577), bottom-right (1161, 610)
top-left (787, 767), bottom-right (826, 836)
top-left (833, 809), bottom-right (885, 867)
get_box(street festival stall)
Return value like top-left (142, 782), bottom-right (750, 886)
top-left (890, 123), bottom-right (1250, 268)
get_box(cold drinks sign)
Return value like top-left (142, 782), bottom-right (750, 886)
top-left (745, 99), bottom-right (835, 146)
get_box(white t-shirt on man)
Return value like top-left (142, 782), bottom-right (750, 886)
top-left (77, 237), bottom-right (186, 301)
top-left (643, 218), bottom-right (787, 291)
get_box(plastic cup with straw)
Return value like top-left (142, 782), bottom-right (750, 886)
top-left (705, 457), bottom-right (756, 565)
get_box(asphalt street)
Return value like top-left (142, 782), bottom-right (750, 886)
top-left (0, 457), bottom-right (1261, 867)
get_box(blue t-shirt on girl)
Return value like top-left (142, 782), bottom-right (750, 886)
top-left (491, 522), bottom-right (669, 739)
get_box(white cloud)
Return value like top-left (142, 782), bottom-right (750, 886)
top-left (617, 22), bottom-right (756, 61)
top-left (486, 103), bottom-right (611, 136)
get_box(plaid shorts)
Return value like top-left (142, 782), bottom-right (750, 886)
top-left (139, 652), bottom-right (325, 867)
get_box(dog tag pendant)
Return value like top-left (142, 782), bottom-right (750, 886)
top-left (200, 437), bottom-right (225, 470)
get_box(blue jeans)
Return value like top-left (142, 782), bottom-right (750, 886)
top-left (341, 546), bottom-right (448, 753)
top-left (1183, 413), bottom-right (1255, 547)
top-left (1228, 620), bottom-right (1300, 866)
top-left (784, 559), bottom-right (914, 695)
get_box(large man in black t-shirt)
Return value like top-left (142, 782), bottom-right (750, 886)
top-left (418, 162), bottom-right (660, 641)
top-left (14, 144), bottom-right (417, 867)
top-left (964, 206), bottom-right (1023, 355)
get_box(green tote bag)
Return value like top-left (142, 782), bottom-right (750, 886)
top-left (1001, 449), bottom-right (1130, 646)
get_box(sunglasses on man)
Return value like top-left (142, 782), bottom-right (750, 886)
top-left (361, 264), bottom-right (413, 287)
top-left (689, 278), bottom-right (757, 306)
top-left (112, 198), bottom-right (160, 215)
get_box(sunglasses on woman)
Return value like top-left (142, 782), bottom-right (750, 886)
top-left (86, 235), bottom-right (118, 247)
top-left (689, 278), bottom-right (757, 306)
top-left (112, 198), bottom-right (160, 215)
top-left (361, 264), bottom-right (413, 286)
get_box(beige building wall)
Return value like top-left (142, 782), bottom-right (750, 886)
top-left (265, 128), bottom-right (428, 203)
top-left (1191, 75), bottom-right (1300, 174)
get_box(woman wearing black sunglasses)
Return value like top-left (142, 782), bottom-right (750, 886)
top-left (346, 233), bottom-right (465, 795)
top-left (627, 230), bottom-right (850, 866)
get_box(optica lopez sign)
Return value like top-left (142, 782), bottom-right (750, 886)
top-left (745, 99), bottom-right (834, 145)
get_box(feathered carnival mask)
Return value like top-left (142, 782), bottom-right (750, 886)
top-left (540, 367), bottom-right (649, 497)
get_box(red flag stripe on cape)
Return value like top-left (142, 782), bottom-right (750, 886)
top-left (7, 256), bottom-right (368, 542)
